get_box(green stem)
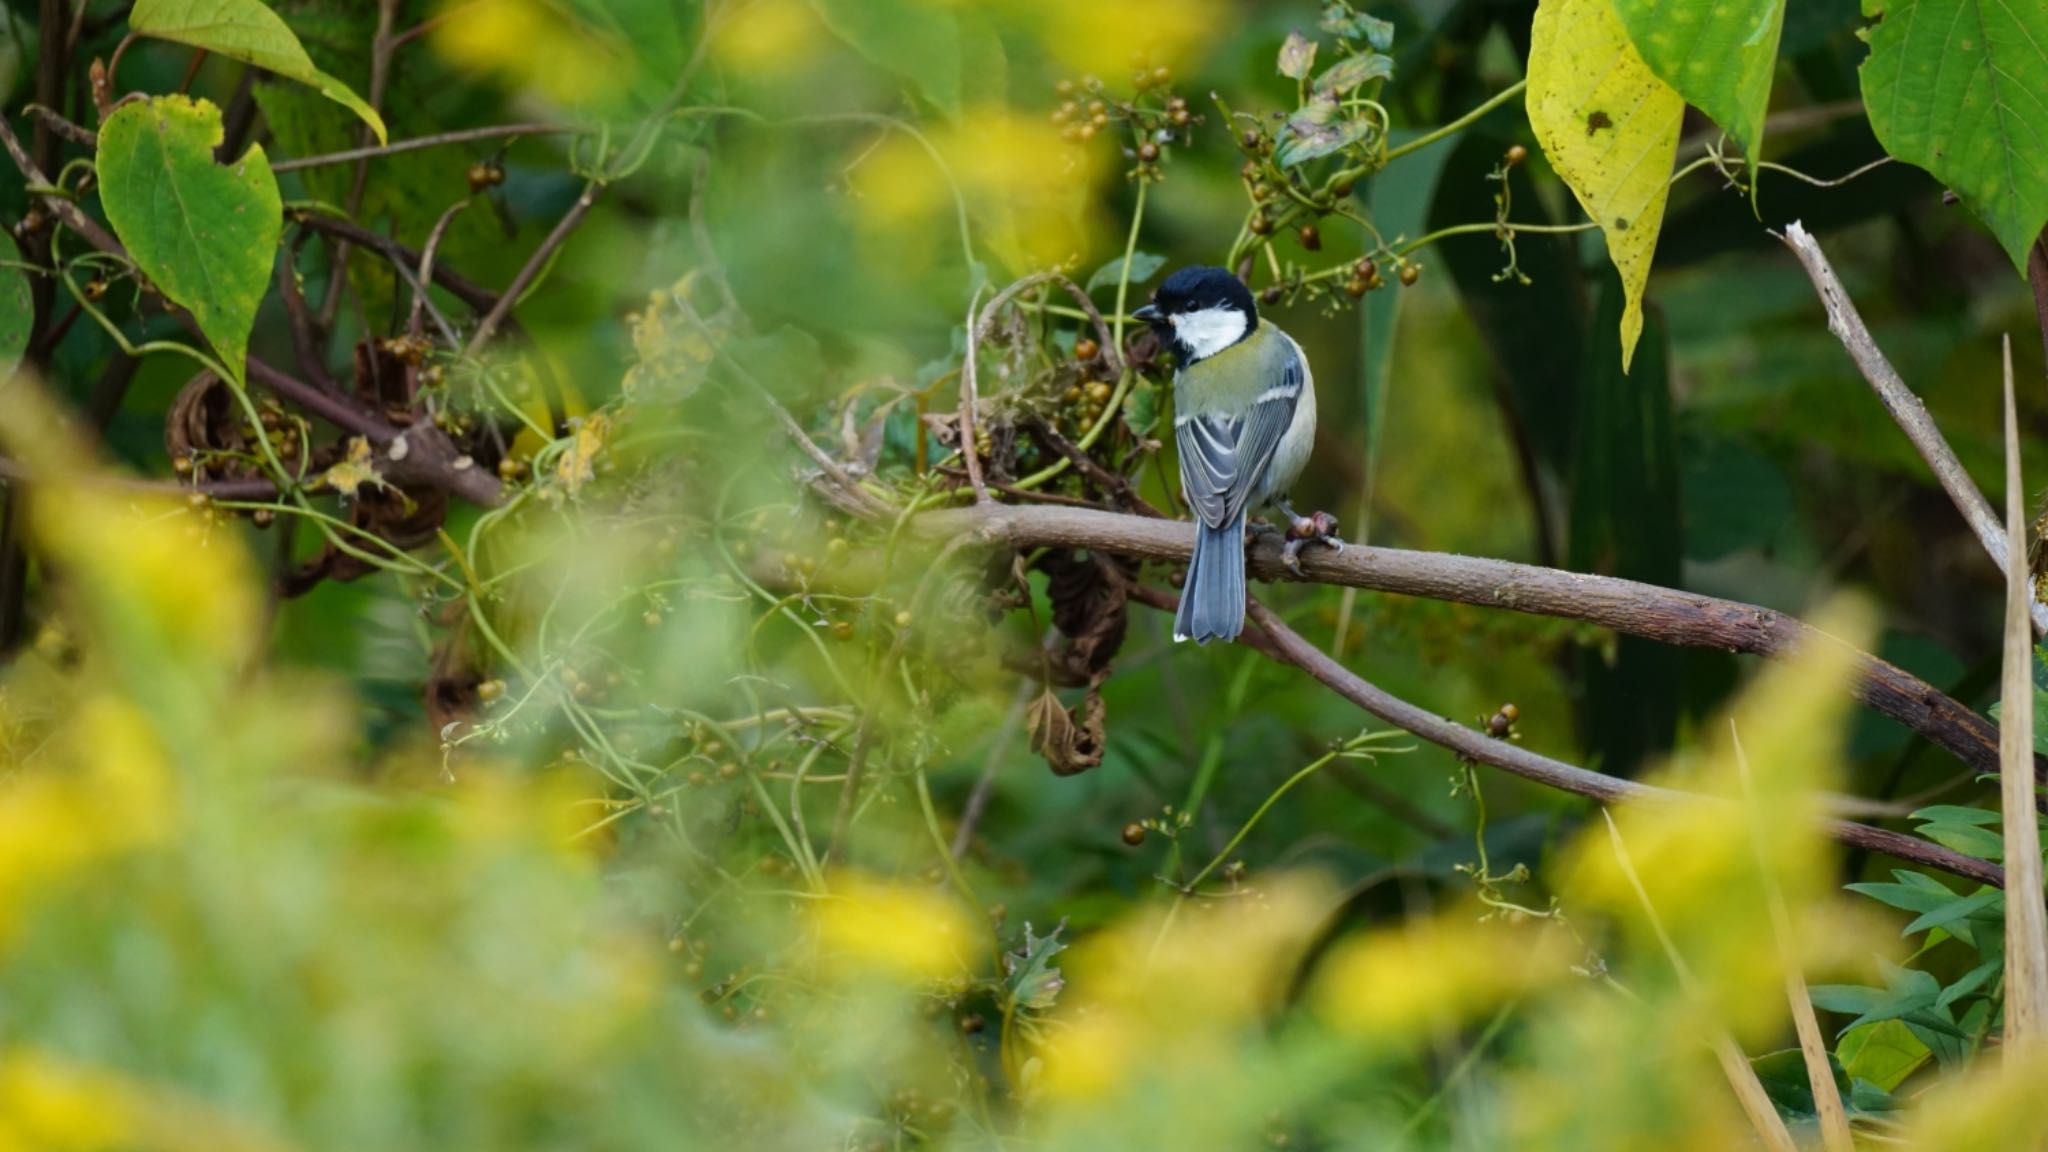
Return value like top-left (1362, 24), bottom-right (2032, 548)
top-left (1380, 78), bottom-right (1528, 166)
top-left (1111, 179), bottom-right (1149, 352)
top-left (1182, 746), bottom-right (1345, 893)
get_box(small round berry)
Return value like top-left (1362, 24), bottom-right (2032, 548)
top-left (1354, 257), bottom-right (1378, 280)
top-left (1249, 214), bottom-right (1273, 235)
top-left (1331, 177), bottom-right (1355, 198)
top-left (1085, 380), bottom-right (1113, 403)
top-left (1056, 79), bottom-right (1075, 97)
top-left (1506, 144), bottom-right (1529, 167)
top-left (1074, 336), bottom-right (1100, 361)
top-left (1121, 822), bottom-right (1147, 846)
top-left (1137, 142), bottom-right (1160, 163)
top-left (894, 610), bottom-right (913, 628)
top-left (831, 620), bottom-right (855, 641)
top-left (1298, 224), bottom-right (1321, 251)
top-left (1399, 264), bottom-right (1421, 287)
top-left (251, 507), bottom-right (275, 528)
top-left (478, 678), bottom-right (505, 703)
top-left (1169, 108), bottom-right (1190, 126)
top-left (1345, 278), bottom-right (1368, 299)
top-left (1499, 702), bottom-right (1519, 723)
top-left (1152, 65), bottom-right (1171, 85)
top-left (718, 761), bottom-right (742, 779)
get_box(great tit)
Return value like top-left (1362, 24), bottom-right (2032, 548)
top-left (1134, 266), bottom-right (1339, 644)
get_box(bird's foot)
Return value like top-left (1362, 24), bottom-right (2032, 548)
top-left (1280, 510), bottom-right (1343, 577)
top-left (1246, 518), bottom-right (1286, 541)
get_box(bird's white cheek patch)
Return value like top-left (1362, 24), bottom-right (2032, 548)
top-left (1171, 306), bottom-right (1248, 360)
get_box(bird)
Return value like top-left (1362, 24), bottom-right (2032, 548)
top-left (1133, 265), bottom-right (1340, 644)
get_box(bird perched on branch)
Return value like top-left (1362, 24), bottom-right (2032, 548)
top-left (1134, 265), bottom-right (1341, 644)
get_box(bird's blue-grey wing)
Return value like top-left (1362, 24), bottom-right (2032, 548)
top-left (1175, 335), bottom-right (1305, 526)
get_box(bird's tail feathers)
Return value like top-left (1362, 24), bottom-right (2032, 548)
top-left (1175, 516), bottom-right (1247, 644)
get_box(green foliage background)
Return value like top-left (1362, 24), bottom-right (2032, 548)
top-left (0, 0), bottom-right (2045, 1148)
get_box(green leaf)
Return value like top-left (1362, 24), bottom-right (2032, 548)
top-left (1836, 1019), bottom-right (1930, 1092)
top-left (1312, 51), bottom-right (1394, 96)
top-left (1611, 0), bottom-right (1786, 167)
top-left (1846, 869), bottom-right (1960, 915)
top-left (1935, 955), bottom-right (2003, 1009)
top-left (813, 0), bottom-right (964, 118)
top-left (0, 232), bottom-right (31, 382)
top-left (1277, 98), bottom-right (1374, 167)
top-left (1278, 30), bottom-right (1318, 81)
top-left (1917, 821), bottom-right (2004, 862)
top-left (129, 0), bottom-right (386, 142)
top-left (1751, 1048), bottom-right (1851, 1118)
top-left (1526, 0), bottom-right (1684, 372)
top-left (1321, 3), bottom-right (1394, 49)
top-left (96, 95), bottom-right (281, 385)
top-left (1859, 0), bottom-right (2048, 270)
top-left (1003, 920), bottom-right (1067, 1013)
top-left (1900, 887), bottom-right (2002, 936)
top-left (1909, 804), bottom-right (2002, 827)
top-left (1087, 251), bottom-right (1166, 293)
top-left (1121, 379), bottom-right (1159, 437)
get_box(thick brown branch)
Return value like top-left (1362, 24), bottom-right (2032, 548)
top-left (1780, 220), bottom-right (2047, 636)
top-left (918, 503), bottom-right (2010, 781)
top-left (1128, 584), bottom-right (2001, 888)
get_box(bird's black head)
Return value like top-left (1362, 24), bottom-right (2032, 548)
top-left (1132, 265), bottom-right (1257, 363)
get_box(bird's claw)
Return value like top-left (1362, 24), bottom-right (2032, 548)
top-left (1280, 510), bottom-right (1343, 577)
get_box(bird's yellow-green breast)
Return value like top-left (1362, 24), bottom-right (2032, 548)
top-left (1173, 320), bottom-right (1292, 418)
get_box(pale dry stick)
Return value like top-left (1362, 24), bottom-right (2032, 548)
top-left (1999, 334), bottom-right (2048, 1049)
top-left (957, 286), bottom-right (993, 504)
top-left (1602, 812), bottom-right (1801, 1152)
top-left (1730, 726), bottom-right (1853, 1152)
top-left (272, 123), bottom-right (576, 173)
top-left (1779, 220), bottom-right (2048, 636)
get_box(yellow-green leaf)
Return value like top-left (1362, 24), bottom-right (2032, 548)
top-left (97, 95), bottom-right (281, 385)
top-left (1611, 0), bottom-right (1785, 169)
top-left (1526, 0), bottom-right (1683, 372)
top-left (128, 0), bottom-right (386, 143)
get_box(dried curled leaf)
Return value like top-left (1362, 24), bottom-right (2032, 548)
top-left (323, 436), bottom-right (384, 499)
top-left (1027, 681), bottom-right (1106, 777)
top-left (1035, 547), bottom-right (1135, 683)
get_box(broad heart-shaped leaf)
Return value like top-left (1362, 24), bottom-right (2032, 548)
top-left (98, 96), bottom-right (281, 385)
top-left (1861, 0), bottom-right (2048, 271)
top-left (1087, 250), bottom-right (1166, 292)
top-left (1610, 0), bottom-right (1785, 169)
top-left (813, 0), bottom-right (965, 118)
top-left (129, 0), bottom-right (386, 142)
top-left (0, 233), bottom-right (31, 382)
top-left (1526, 0), bottom-right (1683, 372)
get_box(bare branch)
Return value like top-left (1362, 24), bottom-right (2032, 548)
top-left (1999, 335), bottom-right (2048, 1041)
top-left (271, 123), bottom-right (577, 173)
top-left (917, 502), bottom-right (2011, 781)
top-left (462, 181), bottom-right (603, 359)
top-left (1137, 588), bottom-right (2000, 888)
top-left (1780, 220), bottom-right (2048, 635)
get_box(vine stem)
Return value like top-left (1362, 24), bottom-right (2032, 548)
top-left (1380, 78), bottom-right (1528, 166)
top-left (1111, 179), bottom-right (1150, 353)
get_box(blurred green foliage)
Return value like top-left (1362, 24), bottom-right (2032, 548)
top-left (0, 0), bottom-right (2046, 1148)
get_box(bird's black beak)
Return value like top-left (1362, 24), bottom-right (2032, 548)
top-left (1132, 303), bottom-right (1162, 324)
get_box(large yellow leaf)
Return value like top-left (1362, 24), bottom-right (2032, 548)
top-left (1526, 0), bottom-right (1683, 372)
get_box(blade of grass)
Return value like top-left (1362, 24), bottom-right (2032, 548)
top-left (1603, 810), bottom-right (1799, 1152)
top-left (1730, 725), bottom-right (1854, 1152)
top-left (1999, 333), bottom-right (2048, 1049)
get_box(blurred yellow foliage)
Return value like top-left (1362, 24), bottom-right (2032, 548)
top-left (1313, 911), bottom-right (1572, 1042)
top-left (852, 108), bottom-right (1107, 275)
top-left (1561, 599), bottom-right (1882, 1040)
top-left (0, 1051), bottom-right (132, 1152)
top-left (431, 0), bottom-right (622, 108)
top-left (711, 0), bottom-right (826, 74)
top-left (812, 872), bottom-right (982, 982)
top-left (1009, 0), bottom-right (1225, 77)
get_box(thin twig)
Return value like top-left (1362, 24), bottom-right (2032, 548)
top-left (272, 123), bottom-right (577, 173)
top-left (1779, 220), bottom-right (2048, 636)
top-left (953, 679), bottom-right (1032, 857)
top-left (958, 286), bottom-right (992, 503)
top-left (462, 181), bottom-right (601, 358)
top-left (289, 211), bottom-right (502, 315)
top-left (921, 502), bottom-right (2012, 782)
